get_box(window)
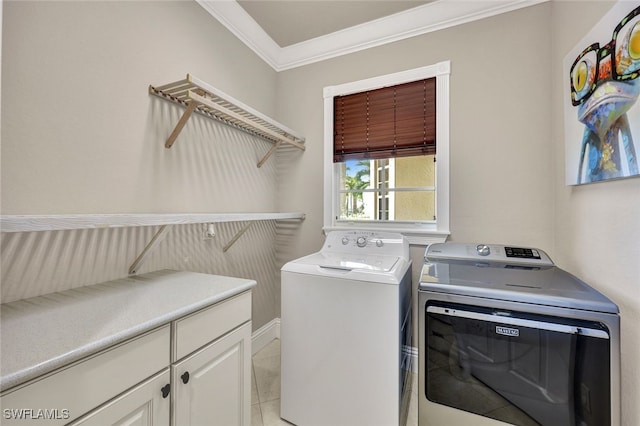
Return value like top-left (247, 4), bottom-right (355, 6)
top-left (338, 156), bottom-right (436, 222)
top-left (323, 62), bottom-right (450, 243)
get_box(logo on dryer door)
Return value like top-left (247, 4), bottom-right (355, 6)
top-left (496, 326), bottom-right (519, 337)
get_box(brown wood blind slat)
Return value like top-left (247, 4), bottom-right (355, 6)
top-left (333, 78), bottom-right (436, 162)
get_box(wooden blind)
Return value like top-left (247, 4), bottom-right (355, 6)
top-left (333, 78), bottom-right (436, 162)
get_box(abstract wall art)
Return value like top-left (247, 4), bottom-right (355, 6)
top-left (563, 1), bottom-right (640, 185)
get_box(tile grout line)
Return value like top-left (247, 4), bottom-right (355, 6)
top-left (252, 358), bottom-right (264, 426)
top-left (252, 340), bottom-right (416, 426)
top-left (253, 339), bottom-right (285, 426)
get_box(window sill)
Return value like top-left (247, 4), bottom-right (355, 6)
top-left (323, 224), bottom-right (449, 246)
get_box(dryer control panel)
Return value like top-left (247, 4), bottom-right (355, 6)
top-left (425, 243), bottom-right (554, 266)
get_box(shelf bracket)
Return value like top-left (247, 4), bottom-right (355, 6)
top-left (163, 89), bottom-right (206, 149)
top-left (165, 102), bottom-right (198, 149)
top-left (129, 224), bottom-right (172, 275)
top-left (222, 222), bottom-right (253, 253)
top-left (257, 140), bottom-right (283, 168)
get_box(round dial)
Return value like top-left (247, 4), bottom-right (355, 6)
top-left (356, 236), bottom-right (367, 247)
top-left (476, 244), bottom-right (490, 256)
top-left (341, 237), bottom-right (350, 245)
top-left (376, 239), bottom-right (384, 247)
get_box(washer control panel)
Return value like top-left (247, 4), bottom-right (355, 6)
top-left (323, 231), bottom-right (409, 259)
top-left (335, 232), bottom-right (385, 249)
top-left (426, 242), bottom-right (553, 266)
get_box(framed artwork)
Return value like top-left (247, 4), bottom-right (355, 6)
top-left (563, 1), bottom-right (640, 185)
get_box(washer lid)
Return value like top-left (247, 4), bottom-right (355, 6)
top-left (282, 252), bottom-right (409, 285)
top-left (297, 252), bottom-right (399, 272)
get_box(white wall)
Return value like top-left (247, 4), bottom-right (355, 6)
top-left (551, 2), bottom-right (640, 424)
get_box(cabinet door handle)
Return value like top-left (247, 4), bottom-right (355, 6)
top-left (181, 371), bottom-right (190, 384)
top-left (161, 384), bottom-right (170, 398)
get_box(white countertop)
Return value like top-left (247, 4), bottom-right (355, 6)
top-left (0, 270), bottom-right (256, 392)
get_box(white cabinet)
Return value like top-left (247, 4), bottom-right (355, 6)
top-left (0, 285), bottom-right (252, 426)
top-left (171, 292), bottom-right (252, 426)
top-left (173, 291), bottom-right (252, 361)
top-left (172, 322), bottom-right (252, 426)
top-left (0, 326), bottom-right (170, 426)
top-left (68, 369), bottom-right (171, 426)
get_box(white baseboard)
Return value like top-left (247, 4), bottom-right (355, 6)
top-left (252, 317), bottom-right (418, 373)
top-left (251, 318), bottom-right (280, 355)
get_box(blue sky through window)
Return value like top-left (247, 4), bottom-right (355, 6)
top-left (344, 159), bottom-right (370, 180)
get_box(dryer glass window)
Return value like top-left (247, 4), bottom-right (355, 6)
top-left (425, 301), bottom-right (611, 426)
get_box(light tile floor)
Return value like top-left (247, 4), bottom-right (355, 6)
top-left (251, 339), bottom-right (419, 426)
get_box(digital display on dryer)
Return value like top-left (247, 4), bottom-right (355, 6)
top-left (505, 247), bottom-right (541, 259)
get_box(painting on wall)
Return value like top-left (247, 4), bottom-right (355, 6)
top-left (563, 1), bottom-right (640, 185)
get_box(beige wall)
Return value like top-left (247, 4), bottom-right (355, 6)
top-left (274, 2), bottom-right (557, 406)
top-left (275, 2), bottom-right (639, 424)
top-left (551, 2), bottom-right (640, 424)
top-left (395, 156), bottom-right (435, 221)
top-left (2, 1), bottom-right (639, 424)
top-left (0, 1), bottom-right (288, 330)
top-left (276, 3), bottom-right (554, 257)
top-left (1, 0), bottom-right (279, 215)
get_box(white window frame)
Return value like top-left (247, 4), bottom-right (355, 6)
top-left (322, 61), bottom-right (451, 245)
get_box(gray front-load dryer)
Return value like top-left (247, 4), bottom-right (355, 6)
top-left (418, 243), bottom-right (620, 426)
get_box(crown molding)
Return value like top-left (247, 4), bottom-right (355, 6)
top-left (197, 0), bottom-right (282, 69)
top-left (197, 0), bottom-right (548, 72)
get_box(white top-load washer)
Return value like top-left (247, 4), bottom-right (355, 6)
top-left (280, 231), bottom-right (413, 426)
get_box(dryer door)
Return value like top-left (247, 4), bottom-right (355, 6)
top-left (425, 301), bottom-right (611, 426)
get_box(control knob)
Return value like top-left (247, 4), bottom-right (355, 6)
top-left (376, 239), bottom-right (384, 247)
top-left (356, 236), bottom-right (367, 247)
top-left (476, 244), bottom-right (490, 256)
top-left (341, 237), bottom-right (349, 245)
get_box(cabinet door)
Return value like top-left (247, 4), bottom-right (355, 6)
top-left (173, 322), bottom-right (251, 426)
top-left (68, 369), bottom-right (170, 426)
top-left (0, 326), bottom-right (170, 426)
